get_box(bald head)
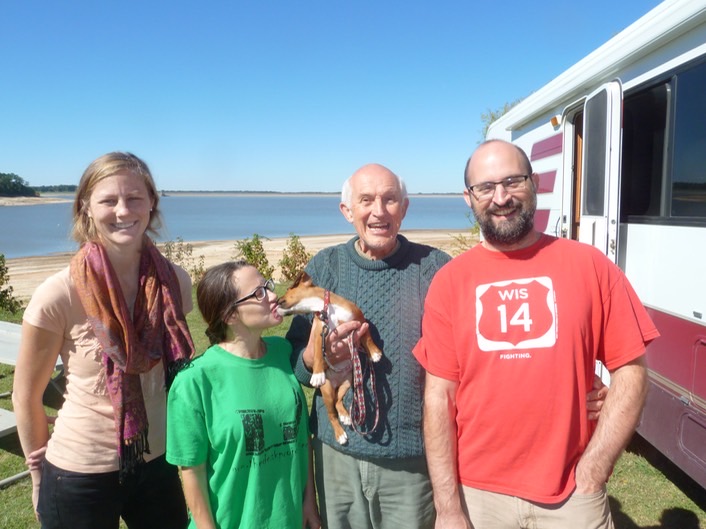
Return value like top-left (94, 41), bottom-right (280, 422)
top-left (339, 163), bottom-right (410, 259)
top-left (464, 140), bottom-right (533, 188)
top-left (342, 164), bottom-right (408, 207)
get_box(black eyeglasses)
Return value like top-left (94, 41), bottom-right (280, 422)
top-left (231, 279), bottom-right (275, 306)
top-left (467, 174), bottom-right (530, 201)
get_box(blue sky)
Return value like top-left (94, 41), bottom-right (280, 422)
top-left (1, 0), bottom-right (661, 193)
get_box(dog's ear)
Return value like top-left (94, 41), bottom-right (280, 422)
top-left (292, 271), bottom-right (311, 288)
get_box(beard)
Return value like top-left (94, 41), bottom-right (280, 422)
top-left (471, 193), bottom-right (536, 247)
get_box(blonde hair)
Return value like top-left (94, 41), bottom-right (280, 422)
top-left (71, 152), bottom-right (162, 243)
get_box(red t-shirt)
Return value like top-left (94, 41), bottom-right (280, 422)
top-left (414, 235), bottom-right (658, 503)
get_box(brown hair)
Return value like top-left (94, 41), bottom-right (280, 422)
top-left (197, 260), bottom-right (250, 344)
top-left (71, 152), bottom-right (162, 243)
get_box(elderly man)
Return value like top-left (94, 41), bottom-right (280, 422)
top-left (414, 140), bottom-right (658, 529)
top-left (286, 163), bottom-right (451, 529)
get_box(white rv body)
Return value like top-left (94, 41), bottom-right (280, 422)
top-left (487, 0), bottom-right (706, 488)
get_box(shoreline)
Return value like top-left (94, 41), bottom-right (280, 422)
top-left (0, 191), bottom-right (463, 207)
top-left (6, 229), bottom-right (474, 301)
top-left (0, 196), bottom-right (72, 207)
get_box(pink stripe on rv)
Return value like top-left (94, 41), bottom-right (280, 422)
top-left (530, 134), bottom-right (562, 161)
top-left (535, 209), bottom-right (550, 232)
top-left (536, 171), bottom-right (556, 194)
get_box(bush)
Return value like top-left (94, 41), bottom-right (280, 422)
top-left (0, 253), bottom-right (21, 313)
top-left (450, 213), bottom-right (481, 256)
top-left (162, 237), bottom-right (206, 283)
top-left (278, 234), bottom-right (312, 282)
top-left (233, 234), bottom-right (274, 280)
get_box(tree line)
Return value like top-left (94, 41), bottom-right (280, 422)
top-left (0, 173), bottom-right (38, 197)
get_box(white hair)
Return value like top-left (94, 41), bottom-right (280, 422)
top-left (341, 173), bottom-right (408, 208)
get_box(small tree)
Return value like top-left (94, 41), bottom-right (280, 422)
top-left (449, 213), bottom-right (481, 256)
top-left (162, 237), bottom-right (205, 283)
top-left (0, 253), bottom-right (21, 313)
top-left (479, 99), bottom-right (523, 141)
top-left (278, 234), bottom-right (312, 282)
top-left (233, 234), bottom-right (274, 280)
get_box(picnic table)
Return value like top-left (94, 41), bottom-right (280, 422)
top-left (0, 321), bottom-right (66, 487)
top-left (0, 321), bottom-right (64, 408)
top-left (0, 321), bottom-right (65, 437)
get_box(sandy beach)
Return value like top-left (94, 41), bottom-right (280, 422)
top-left (0, 196), bottom-right (72, 207)
top-left (6, 229), bottom-right (474, 302)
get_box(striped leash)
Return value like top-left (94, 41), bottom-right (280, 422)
top-left (348, 332), bottom-right (380, 435)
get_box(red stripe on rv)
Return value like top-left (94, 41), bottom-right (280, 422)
top-left (536, 171), bottom-right (556, 194)
top-left (530, 134), bottom-right (562, 161)
top-left (644, 307), bottom-right (706, 403)
top-left (535, 209), bottom-right (550, 232)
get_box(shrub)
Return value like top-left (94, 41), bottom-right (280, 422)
top-left (162, 237), bottom-right (206, 283)
top-left (233, 234), bottom-right (274, 280)
top-left (278, 234), bottom-right (312, 282)
top-left (0, 253), bottom-right (21, 313)
top-left (450, 213), bottom-right (481, 256)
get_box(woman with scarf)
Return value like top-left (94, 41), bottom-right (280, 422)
top-left (166, 261), bottom-right (320, 529)
top-left (13, 152), bottom-right (195, 529)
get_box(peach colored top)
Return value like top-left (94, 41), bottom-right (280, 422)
top-left (23, 265), bottom-right (192, 473)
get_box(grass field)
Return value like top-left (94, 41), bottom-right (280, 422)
top-left (1, 292), bottom-right (705, 528)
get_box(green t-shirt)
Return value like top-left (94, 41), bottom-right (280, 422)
top-left (167, 337), bottom-right (309, 529)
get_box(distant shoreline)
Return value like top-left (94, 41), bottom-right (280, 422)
top-left (1, 191), bottom-right (462, 207)
top-left (0, 196), bottom-right (72, 207)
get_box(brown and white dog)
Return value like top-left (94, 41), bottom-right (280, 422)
top-left (277, 271), bottom-right (383, 444)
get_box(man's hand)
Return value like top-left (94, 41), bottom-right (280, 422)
top-left (302, 320), bottom-right (369, 370)
top-left (326, 321), bottom-right (369, 364)
top-left (435, 511), bottom-right (473, 529)
top-left (587, 375), bottom-right (608, 421)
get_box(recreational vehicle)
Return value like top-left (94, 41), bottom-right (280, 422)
top-left (486, 0), bottom-right (706, 488)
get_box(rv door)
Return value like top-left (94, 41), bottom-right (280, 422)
top-left (578, 81), bottom-right (622, 261)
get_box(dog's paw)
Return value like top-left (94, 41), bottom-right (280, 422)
top-left (371, 351), bottom-right (382, 363)
top-left (310, 372), bottom-right (326, 387)
top-left (336, 432), bottom-right (349, 445)
top-left (339, 413), bottom-right (352, 426)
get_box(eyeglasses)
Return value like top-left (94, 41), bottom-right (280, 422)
top-left (467, 174), bottom-right (530, 201)
top-left (231, 279), bottom-right (275, 306)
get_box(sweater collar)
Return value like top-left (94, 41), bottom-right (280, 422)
top-left (346, 235), bottom-right (411, 270)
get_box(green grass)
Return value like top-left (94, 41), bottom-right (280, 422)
top-left (2, 287), bottom-right (706, 528)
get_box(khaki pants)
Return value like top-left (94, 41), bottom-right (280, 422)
top-left (460, 485), bottom-right (614, 529)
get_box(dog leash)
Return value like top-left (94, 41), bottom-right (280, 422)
top-left (348, 333), bottom-right (380, 435)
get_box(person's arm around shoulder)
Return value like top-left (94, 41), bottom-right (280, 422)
top-left (12, 322), bottom-right (64, 518)
top-left (575, 356), bottom-right (647, 493)
top-left (172, 263), bottom-right (193, 315)
top-left (423, 372), bottom-right (473, 529)
top-left (180, 464), bottom-right (216, 529)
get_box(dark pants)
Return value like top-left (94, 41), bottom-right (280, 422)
top-left (37, 455), bottom-right (188, 529)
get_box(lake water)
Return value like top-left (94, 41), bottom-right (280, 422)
top-left (0, 194), bottom-right (473, 259)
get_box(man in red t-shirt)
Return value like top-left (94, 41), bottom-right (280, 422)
top-left (414, 140), bottom-right (658, 529)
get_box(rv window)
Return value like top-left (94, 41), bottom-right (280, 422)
top-left (583, 91), bottom-right (607, 216)
top-left (671, 61), bottom-right (706, 218)
top-left (621, 83), bottom-right (668, 218)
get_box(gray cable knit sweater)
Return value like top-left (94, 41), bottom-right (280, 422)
top-left (287, 235), bottom-right (451, 460)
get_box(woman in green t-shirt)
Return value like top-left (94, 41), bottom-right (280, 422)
top-left (167, 261), bottom-right (320, 529)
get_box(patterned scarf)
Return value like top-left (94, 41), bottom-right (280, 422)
top-left (71, 239), bottom-right (194, 479)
